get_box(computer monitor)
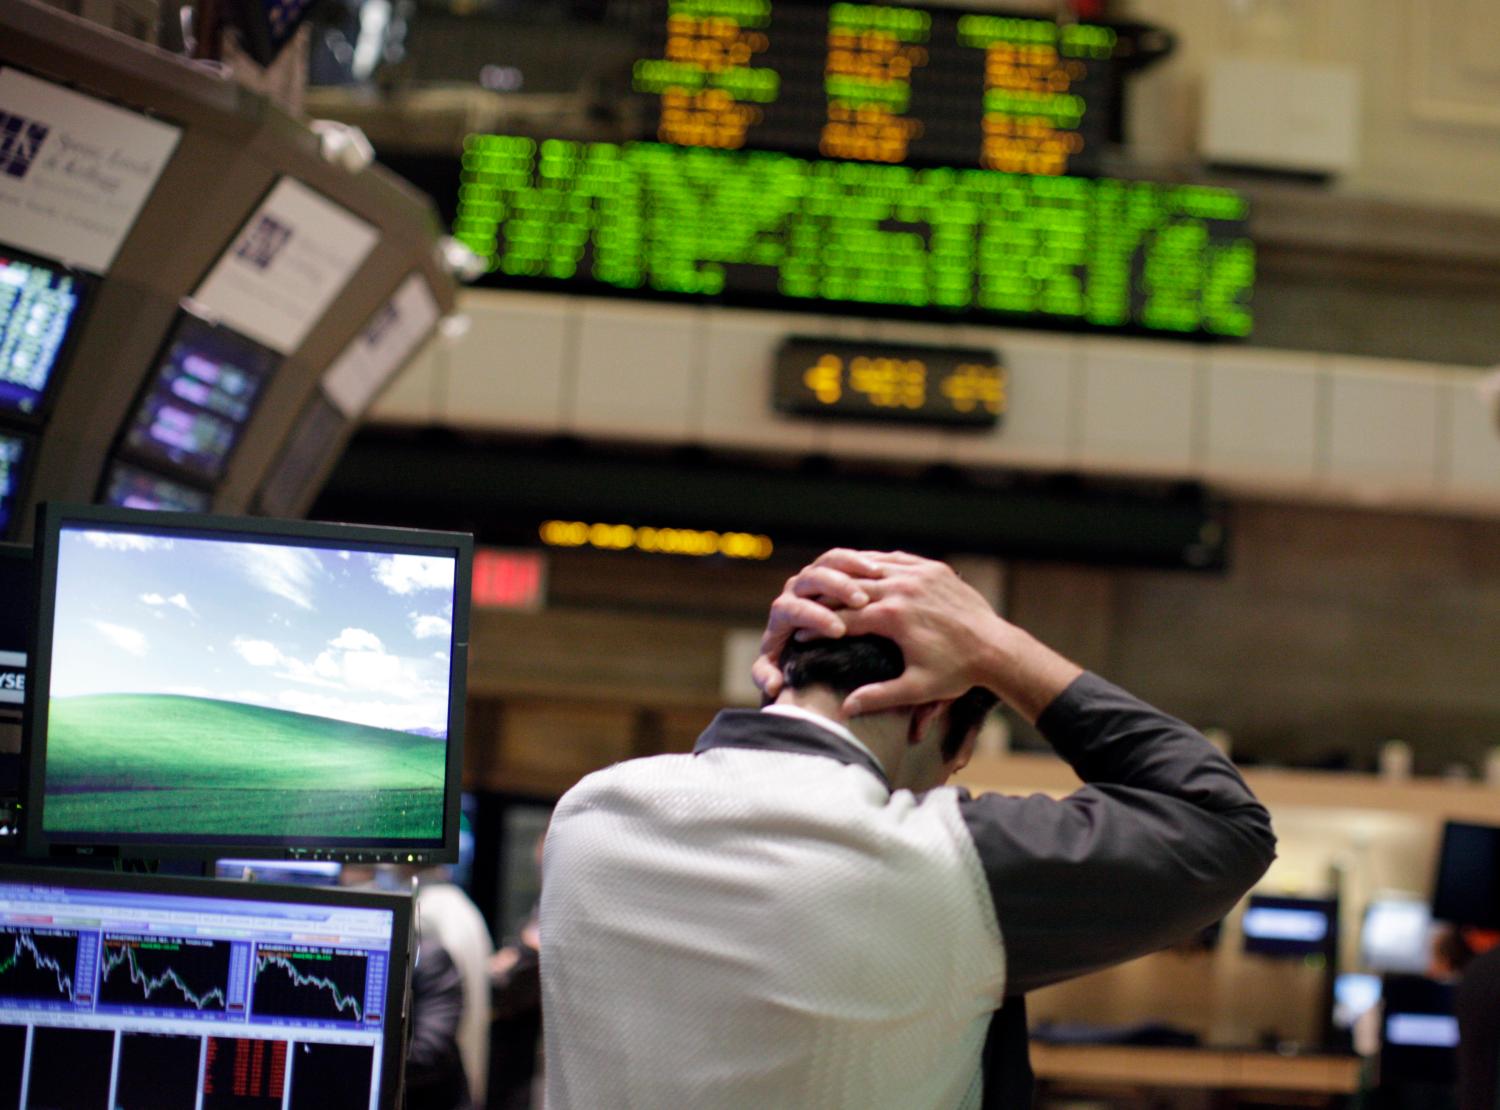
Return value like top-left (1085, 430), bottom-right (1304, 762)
top-left (1361, 897), bottom-right (1433, 974)
top-left (0, 431), bottom-right (31, 540)
top-left (1332, 972), bottom-right (1382, 1033)
top-left (0, 543), bottom-right (30, 838)
top-left (1241, 894), bottom-right (1338, 958)
top-left (1380, 974), bottom-right (1458, 1085)
top-left (25, 503), bottom-right (472, 862)
top-left (118, 310), bottom-right (280, 487)
top-left (1432, 820), bottom-right (1500, 930)
top-left (216, 859), bottom-right (344, 887)
top-left (0, 865), bottom-right (412, 1110)
top-left (101, 460), bottom-right (212, 513)
top-left (0, 247), bottom-right (89, 422)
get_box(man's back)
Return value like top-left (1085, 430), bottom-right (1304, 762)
top-left (541, 736), bottom-right (1006, 1109)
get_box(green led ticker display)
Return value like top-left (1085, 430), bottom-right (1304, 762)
top-left (454, 136), bottom-right (1254, 337)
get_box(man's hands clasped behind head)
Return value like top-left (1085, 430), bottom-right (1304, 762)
top-left (753, 548), bottom-right (1084, 724)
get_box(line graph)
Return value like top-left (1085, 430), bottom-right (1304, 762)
top-left (250, 946), bottom-right (368, 1025)
top-left (0, 926), bottom-right (80, 1003)
top-left (99, 934), bottom-right (231, 1013)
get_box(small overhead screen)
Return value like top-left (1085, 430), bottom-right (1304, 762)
top-left (102, 460), bottom-right (212, 513)
top-left (1361, 898), bottom-right (1433, 974)
top-left (1380, 975), bottom-right (1459, 1085)
top-left (1241, 894), bottom-right (1337, 958)
top-left (0, 865), bottom-right (413, 1110)
top-left (0, 247), bottom-right (88, 422)
top-left (26, 503), bottom-right (472, 862)
top-left (1432, 820), bottom-right (1500, 929)
top-left (118, 310), bottom-right (280, 487)
top-left (0, 431), bottom-right (30, 540)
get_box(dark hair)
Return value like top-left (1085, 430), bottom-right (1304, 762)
top-left (779, 635), bottom-right (998, 760)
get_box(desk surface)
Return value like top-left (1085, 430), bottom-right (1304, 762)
top-left (1031, 1043), bottom-right (1364, 1094)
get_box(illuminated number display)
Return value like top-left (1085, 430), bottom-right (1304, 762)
top-left (774, 338), bottom-right (1005, 427)
top-left (632, 0), bottom-right (1132, 177)
top-left (454, 137), bottom-right (1254, 337)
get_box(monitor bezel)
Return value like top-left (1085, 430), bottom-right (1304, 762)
top-left (112, 305), bottom-right (284, 490)
top-left (0, 242), bottom-right (96, 429)
top-left (0, 862), bottom-right (413, 1110)
top-left (23, 501), bottom-right (471, 864)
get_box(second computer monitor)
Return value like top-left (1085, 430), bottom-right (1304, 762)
top-left (25, 503), bottom-right (472, 862)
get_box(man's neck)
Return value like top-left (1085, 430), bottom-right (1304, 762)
top-left (772, 687), bottom-right (908, 780)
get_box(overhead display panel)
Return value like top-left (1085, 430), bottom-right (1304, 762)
top-left (0, 68), bottom-right (181, 274)
top-left (0, 432), bottom-right (27, 539)
top-left (454, 136), bottom-right (1254, 336)
top-left (192, 177), bottom-right (380, 355)
top-left (116, 309), bottom-right (281, 487)
top-left (321, 273), bottom-right (441, 418)
top-left (0, 247), bottom-right (88, 422)
top-left (633, 0), bottom-right (1132, 176)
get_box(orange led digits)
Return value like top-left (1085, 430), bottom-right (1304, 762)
top-left (539, 520), bottom-right (774, 560)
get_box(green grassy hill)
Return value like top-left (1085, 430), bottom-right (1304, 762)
top-left (43, 694), bottom-right (445, 839)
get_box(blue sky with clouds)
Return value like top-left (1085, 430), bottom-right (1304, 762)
top-left (48, 527), bottom-right (457, 735)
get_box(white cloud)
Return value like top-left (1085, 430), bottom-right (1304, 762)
top-left (79, 531), bottom-right (173, 552)
top-left (232, 637), bottom-right (283, 668)
top-left (91, 621), bottom-right (148, 657)
top-left (330, 627), bottom-right (383, 652)
top-left (432, 650), bottom-right (449, 661)
top-left (411, 614), bottom-right (451, 641)
top-left (224, 544), bottom-right (322, 610)
top-left (141, 591), bottom-right (196, 616)
top-left (371, 554), bottom-right (454, 596)
top-left (340, 649), bottom-right (404, 690)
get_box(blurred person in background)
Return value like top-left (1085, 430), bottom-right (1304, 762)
top-left (489, 836), bottom-right (545, 1109)
top-left (1456, 934), bottom-right (1500, 1110)
top-left (538, 548), bottom-right (1276, 1109)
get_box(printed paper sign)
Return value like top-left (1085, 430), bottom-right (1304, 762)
top-left (0, 68), bottom-right (182, 273)
top-left (193, 177), bottom-right (379, 354)
top-left (321, 273), bottom-right (440, 417)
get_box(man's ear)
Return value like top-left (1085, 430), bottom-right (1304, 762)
top-left (907, 701), bottom-right (950, 746)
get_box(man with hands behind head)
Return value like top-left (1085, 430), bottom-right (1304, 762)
top-left (540, 549), bottom-right (1276, 1110)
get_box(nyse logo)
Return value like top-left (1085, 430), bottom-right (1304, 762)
top-left (235, 214), bottom-right (294, 270)
top-left (0, 668), bottom-right (23, 706)
top-left (0, 111), bottom-right (50, 180)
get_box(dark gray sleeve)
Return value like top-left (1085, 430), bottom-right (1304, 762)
top-left (959, 671), bottom-right (1276, 995)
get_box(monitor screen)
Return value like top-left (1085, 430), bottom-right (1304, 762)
top-left (27, 504), bottom-right (472, 862)
top-left (216, 860), bottom-right (344, 886)
top-left (1241, 894), bottom-right (1337, 958)
top-left (0, 543), bottom-right (30, 833)
top-left (1332, 972), bottom-right (1381, 1032)
top-left (1380, 974), bottom-right (1458, 1084)
top-left (1361, 898), bottom-right (1433, 974)
top-left (0, 248), bottom-right (87, 421)
top-left (102, 461), bottom-right (213, 513)
top-left (119, 312), bottom-right (280, 485)
top-left (0, 432), bottom-right (29, 539)
top-left (1432, 821), bottom-right (1500, 929)
top-left (0, 866), bottom-right (411, 1110)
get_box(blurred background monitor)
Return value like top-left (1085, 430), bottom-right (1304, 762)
top-left (1432, 820), bottom-right (1500, 930)
top-left (0, 865), bottom-right (412, 1109)
top-left (1361, 897), bottom-right (1434, 974)
top-left (101, 460), bottom-right (213, 513)
top-left (0, 432), bottom-right (31, 540)
top-left (1332, 971), bottom-right (1382, 1034)
top-left (1380, 975), bottom-right (1459, 1087)
top-left (25, 503), bottom-right (472, 863)
top-left (215, 858), bottom-right (344, 886)
top-left (116, 310), bottom-right (281, 490)
top-left (0, 542), bottom-right (30, 840)
top-left (0, 246), bottom-right (90, 423)
top-left (1241, 894), bottom-right (1338, 958)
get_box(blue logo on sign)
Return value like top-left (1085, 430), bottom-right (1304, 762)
top-left (0, 111), bottom-right (50, 179)
top-left (235, 214), bottom-right (294, 270)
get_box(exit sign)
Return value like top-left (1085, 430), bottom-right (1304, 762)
top-left (472, 549), bottom-right (547, 611)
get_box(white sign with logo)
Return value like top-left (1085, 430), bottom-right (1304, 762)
top-left (0, 68), bottom-right (182, 274)
top-left (321, 273), bottom-right (440, 417)
top-left (193, 177), bottom-right (379, 355)
top-left (0, 650), bottom-right (24, 707)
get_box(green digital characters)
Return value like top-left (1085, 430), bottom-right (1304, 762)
top-left (454, 136), bottom-right (1254, 337)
